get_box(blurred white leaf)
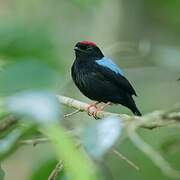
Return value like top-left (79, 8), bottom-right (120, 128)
top-left (0, 122), bottom-right (33, 159)
top-left (5, 91), bottom-right (61, 124)
top-left (0, 129), bottom-right (22, 154)
top-left (82, 117), bottom-right (123, 159)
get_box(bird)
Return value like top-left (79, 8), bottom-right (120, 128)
top-left (71, 41), bottom-right (142, 117)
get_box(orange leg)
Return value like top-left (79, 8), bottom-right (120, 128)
top-left (87, 101), bottom-right (99, 116)
top-left (92, 102), bottom-right (112, 119)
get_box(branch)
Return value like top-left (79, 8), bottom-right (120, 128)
top-left (1, 95), bottom-right (179, 133)
top-left (20, 138), bottom-right (48, 146)
top-left (20, 136), bottom-right (140, 172)
top-left (48, 160), bottom-right (64, 180)
top-left (0, 115), bottom-right (18, 133)
top-left (112, 149), bottom-right (140, 171)
top-left (57, 95), bottom-right (180, 129)
top-left (127, 115), bottom-right (180, 179)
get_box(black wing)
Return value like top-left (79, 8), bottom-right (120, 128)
top-left (94, 63), bottom-right (137, 96)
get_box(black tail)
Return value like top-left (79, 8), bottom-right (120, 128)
top-left (132, 107), bottom-right (142, 116)
top-left (119, 95), bottom-right (142, 116)
top-left (126, 96), bottom-right (142, 116)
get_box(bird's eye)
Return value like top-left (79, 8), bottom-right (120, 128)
top-left (87, 46), bottom-right (93, 51)
top-left (78, 44), bottom-right (93, 51)
top-left (80, 45), bottom-right (88, 50)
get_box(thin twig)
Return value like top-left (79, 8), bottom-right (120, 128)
top-left (20, 138), bottom-right (48, 146)
top-left (19, 130), bottom-right (78, 146)
top-left (0, 115), bottom-right (18, 133)
top-left (19, 137), bottom-right (140, 172)
top-left (112, 149), bottom-right (140, 171)
top-left (64, 109), bottom-right (81, 118)
top-left (48, 160), bottom-right (64, 180)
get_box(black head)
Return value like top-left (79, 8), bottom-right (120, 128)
top-left (74, 41), bottom-right (104, 60)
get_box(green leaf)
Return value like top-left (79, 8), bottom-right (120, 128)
top-left (0, 164), bottom-right (5, 180)
top-left (0, 60), bottom-right (60, 96)
top-left (42, 123), bottom-right (99, 180)
top-left (0, 122), bottom-right (33, 160)
top-left (0, 23), bottom-right (56, 62)
top-left (72, 0), bottom-right (101, 8)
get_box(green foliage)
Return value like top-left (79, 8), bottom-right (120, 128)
top-left (144, 0), bottom-right (180, 27)
top-left (3, 90), bottom-right (99, 180)
top-left (0, 0), bottom-right (180, 180)
top-left (0, 60), bottom-right (60, 96)
top-left (0, 1), bottom-right (101, 180)
top-left (30, 159), bottom-right (65, 180)
top-left (43, 123), bottom-right (98, 180)
top-left (0, 122), bottom-right (33, 160)
top-left (0, 164), bottom-right (5, 180)
top-left (0, 23), bottom-right (56, 62)
top-left (72, 0), bottom-right (101, 8)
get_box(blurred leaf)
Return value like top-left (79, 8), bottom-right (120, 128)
top-left (30, 159), bottom-right (67, 180)
top-left (72, 0), bottom-right (101, 8)
top-left (0, 122), bottom-right (32, 160)
top-left (0, 164), bottom-right (5, 180)
top-left (43, 124), bottom-right (98, 180)
top-left (82, 117), bottom-right (123, 159)
top-left (0, 129), bottom-right (22, 156)
top-left (145, 0), bottom-right (180, 26)
top-left (5, 88), bottom-right (97, 179)
top-left (5, 91), bottom-right (61, 124)
top-left (0, 23), bottom-right (56, 62)
top-left (0, 60), bottom-right (60, 96)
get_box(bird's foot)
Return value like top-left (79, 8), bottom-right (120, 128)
top-left (91, 107), bottom-right (103, 119)
top-left (87, 102), bottom-right (99, 116)
top-left (90, 102), bottom-right (112, 119)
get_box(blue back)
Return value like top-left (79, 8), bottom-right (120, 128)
top-left (96, 57), bottom-right (124, 76)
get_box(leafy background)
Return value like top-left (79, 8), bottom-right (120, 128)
top-left (0, 0), bottom-right (180, 179)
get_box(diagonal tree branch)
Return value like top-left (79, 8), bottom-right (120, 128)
top-left (57, 95), bottom-right (180, 129)
top-left (0, 115), bottom-right (18, 133)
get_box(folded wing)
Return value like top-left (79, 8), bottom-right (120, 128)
top-left (95, 57), bottom-right (137, 96)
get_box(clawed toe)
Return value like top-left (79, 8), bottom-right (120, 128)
top-left (87, 102), bottom-right (112, 119)
top-left (92, 112), bottom-right (99, 119)
top-left (88, 110), bottom-right (93, 116)
top-left (91, 108), bottom-right (102, 119)
top-left (87, 107), bottom-right (101, 119)
top-left (87, 102), bottom-right (99, 116)
top-left (87, 102), bottom-right (111, 119)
